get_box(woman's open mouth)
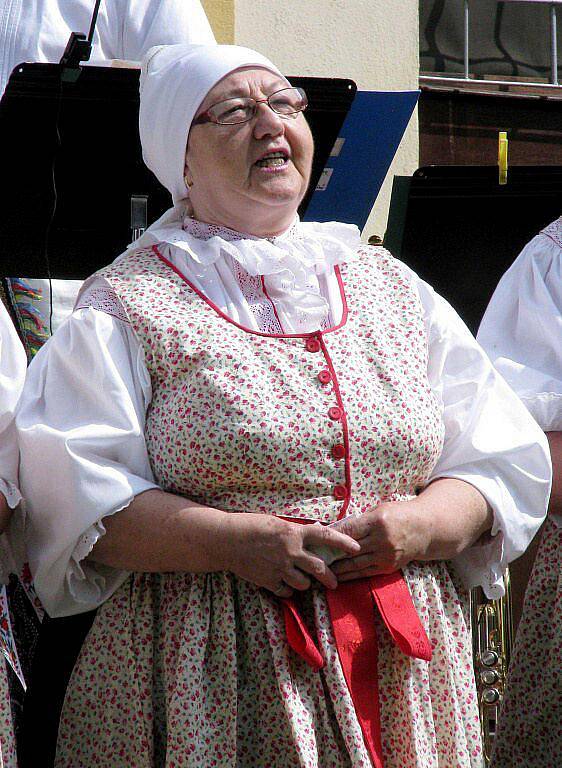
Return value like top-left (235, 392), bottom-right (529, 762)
top-left (255, 151), bottom-right (289, 169)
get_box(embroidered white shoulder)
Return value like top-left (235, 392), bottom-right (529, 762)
top-left (541, 216), bottom-right (562, 249)
top-left (75, 279), bottom-right (130, 324)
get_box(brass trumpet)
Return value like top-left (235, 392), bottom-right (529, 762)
top-left (470, 569), bottom-right (514, 765)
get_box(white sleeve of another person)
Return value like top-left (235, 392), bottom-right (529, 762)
top-left (119, 0), bottom-right (216, 59)
top-left (477, 227), bottom-right (562, 433)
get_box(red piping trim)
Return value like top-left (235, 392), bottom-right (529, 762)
top-left (260, 275), bottom-right (284, 331)
top-left (151, 245), bottom-right (349, 339)
top-left (318, 335), bottom-right (352, 519)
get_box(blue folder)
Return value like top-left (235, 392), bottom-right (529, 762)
top-left (303, 90), bottom-right (419, 230)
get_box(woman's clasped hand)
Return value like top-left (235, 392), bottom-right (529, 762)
top-left (332, 478), bottom-right (493, 581)
top-left (224, 514), bottom-right (360, 598)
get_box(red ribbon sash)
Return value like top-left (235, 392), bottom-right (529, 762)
top-left (280, 572), bottom-right (432, 768)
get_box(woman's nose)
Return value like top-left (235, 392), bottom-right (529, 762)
top-left (253, 102), bottom-right (284, 139)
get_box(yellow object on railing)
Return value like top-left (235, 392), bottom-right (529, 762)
top-left (498, 131), bottom-right (508, 185)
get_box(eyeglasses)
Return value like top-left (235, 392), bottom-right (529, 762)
top-left (192, 87), bottom-right (308, 126)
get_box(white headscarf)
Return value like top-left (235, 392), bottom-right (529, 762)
top-left (118, 42), bottom-right (361, 333)
top-left (139, 43), bottom-right (284, 204)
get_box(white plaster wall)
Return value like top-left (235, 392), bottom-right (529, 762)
top-left (235, 0), bottom-right (419, 239)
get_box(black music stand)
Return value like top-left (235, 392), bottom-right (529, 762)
top-left (0, 63), bottom-right (356, 279)
top-left (384, 165), bottom-right (562, 333)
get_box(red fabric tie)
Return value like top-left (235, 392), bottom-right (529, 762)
top-left (280, 573), bottom-right (432, 768)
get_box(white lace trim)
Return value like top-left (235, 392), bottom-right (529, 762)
top-left (72, 521), bottom-right (107, 566)
top-left (541, 216), bottom-right (562, 249)
top-left (183, 216), bottom-right (300, 244)
top-left (230, 257), bottom-right (283, 335)
top-left (75, 285), bottom-right (130, 324)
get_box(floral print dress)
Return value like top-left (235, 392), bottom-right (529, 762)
top-left (0, 657), bottom-right (16, 767)
top-left (490, 517), bottom-right (561, 767)
top-left (55, 245), bottom-right (484, 768)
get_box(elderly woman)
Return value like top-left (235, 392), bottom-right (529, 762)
top-left (17, 44), bottom-right (550, 768)
top-left (0, 302), bottom-right (27, 767)
top-left (478, 216), bottom-right (562, 768)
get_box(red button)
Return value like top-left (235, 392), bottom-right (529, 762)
top-left (318, 369), bottom-right (332, 385)
top-left (306, 337), bottom-right (321, 353)
top-left (331, 443), bottom-right (346, 460)
top-left (333, 484), bottom-right (347, 500)
top-left (328, 406), bottom-right (342, 421)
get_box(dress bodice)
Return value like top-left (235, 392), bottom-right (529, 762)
top-left (100, 244), bottom-right (444, 521)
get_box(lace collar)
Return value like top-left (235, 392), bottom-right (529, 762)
top-left (182, 216), bottom-right (301, 244)
top-left (121, 203), bottom-right (361, 333)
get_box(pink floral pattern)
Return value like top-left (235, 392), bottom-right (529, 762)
top-left (55, 244), bottom-right (483, 767)
top-left (491, 516), bottom-right (561, 767)
top-left (0, 654), bottom-right (17, 767)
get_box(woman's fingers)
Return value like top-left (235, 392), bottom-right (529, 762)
top-left (266, 582), bottom-right (294, 598)
top-left (331, 552), bottom-right (377, 575)
top-left (295, 553), bottom-right (338, 590)
top-left (330, 513), bottom-right (372, 540)
top-left (302, 522), bottom-right (361, 556)
top-left (336, 566), bottom-right (391, 582)
top-left (281, 566), bottom-right (312, 591)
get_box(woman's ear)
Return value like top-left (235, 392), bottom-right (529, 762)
top-left (184, 148), bottom-right (195, 189)
top-left (184, 161), bottom-right (193, 190)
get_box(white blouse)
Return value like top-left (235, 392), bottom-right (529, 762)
top-left (0, 302), bottom-right (27, 581)
top-left (0, 0), bottom-right (215, 98)
top-left (16, 219), bottom-right (551, 617)
top-left (478, 217), bottom-right (562, 433)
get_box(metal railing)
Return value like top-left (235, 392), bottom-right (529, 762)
top-left (426, 0), bottom-right (561, 88)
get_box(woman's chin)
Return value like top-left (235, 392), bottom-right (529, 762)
top-left (251, 166), bottom-right (305, 197)
top-left (251, 179), bottom-right (306, 209)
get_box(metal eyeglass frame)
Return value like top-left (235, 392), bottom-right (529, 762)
top-left (191, 87), bottom-right (308, 126)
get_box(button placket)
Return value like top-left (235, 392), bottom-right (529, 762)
top-left (306, 335), bottom-right (349, 505)
top-left (305, 336), bottom-right (349, 501)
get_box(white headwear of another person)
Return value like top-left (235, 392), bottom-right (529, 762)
top-left (139, 43), bottom-right (285, 205)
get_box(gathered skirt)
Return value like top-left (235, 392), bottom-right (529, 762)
top-left (55, 561), bottom-right (483, 768)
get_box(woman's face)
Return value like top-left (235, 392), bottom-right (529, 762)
top-left (185, 67), bottom-right (314, 237)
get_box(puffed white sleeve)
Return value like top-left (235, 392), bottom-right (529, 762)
top-left (119, 0), bottom-right (216, 58)
top-left (477, 224), bottom-right (562, 432)
top-left (0, 303), bottom-right (27, 582)
top-left (0, 303), bottom-right (26, 510)
top-left (16, 305), bottom-right (158, 617)
top-left (399, 263), bottom-right (551, 599)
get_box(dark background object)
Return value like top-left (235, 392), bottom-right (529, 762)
top-left (419, 87), bottom-right (562, 167)
top-left (19, 611), bottom-right (97, 768)
top-left (0, 64), bottom-right (355, 278)
top-left (384, 165), bottom-right (562, 333)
